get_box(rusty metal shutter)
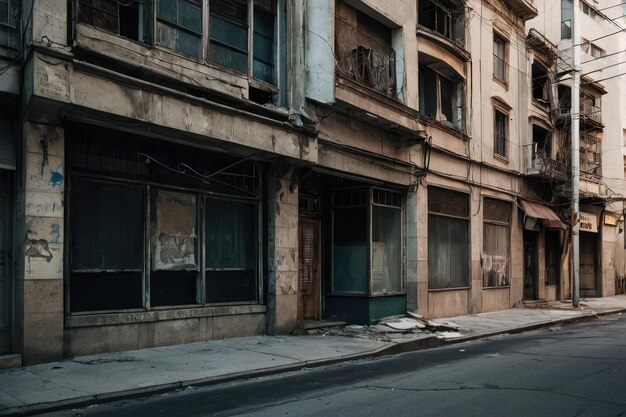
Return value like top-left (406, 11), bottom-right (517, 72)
top-left (0, 113), bottom-right (16, 170)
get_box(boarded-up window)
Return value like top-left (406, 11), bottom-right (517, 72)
top-left (428, 187), bottom-right (470, 289)
top-left (482, 198), bottom-right (511, 287)
top-left (205, 198), bottom-right (257, 303)
top-left (157, 0), bottom-right (202, 58)
top-left (70, 179), bottom-right (144, 312)
top-left (150, 190), bottom-right (199, 306)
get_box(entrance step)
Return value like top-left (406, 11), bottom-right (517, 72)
top-left (523, 299), bottom-right (550, 309)
top-left (303, 320), bottom-right (346, 331)
top-left (0, 353), bottom-right (22, 369)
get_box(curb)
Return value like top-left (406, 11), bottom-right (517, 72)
top-left (2, 307), bottom-right (625, 416)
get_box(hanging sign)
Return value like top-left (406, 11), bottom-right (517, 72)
top-left (579, 212), bottom-right (598, 233)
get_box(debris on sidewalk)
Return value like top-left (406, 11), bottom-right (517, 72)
top-left (305, 312), bottom-right (469, 342)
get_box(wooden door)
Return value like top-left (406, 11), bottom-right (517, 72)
top-left (580, 232), bottom-right (597, 297)
top-left (298, 219), bottom-right (321, 320)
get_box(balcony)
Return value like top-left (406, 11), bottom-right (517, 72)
top-left (502, 0), bottom-right (538, 20)
top-left (335, 17), bottom-right (396, 99)
top-left (552, 104), bottom-right (603, 131)
top-left (523, 143), bottom-right (568, 181)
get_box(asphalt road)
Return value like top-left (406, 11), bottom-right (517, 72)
top-left (44, 314), bottom-right (626, 417)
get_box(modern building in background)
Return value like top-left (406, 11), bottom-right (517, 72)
top-left (0, 0), bottom-right (624, 365)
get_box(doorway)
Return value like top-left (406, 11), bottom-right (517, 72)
top-left (524, 231), bottom-right (538, 300)
top-left (580, 231), bottom-right (598, 297)
top-left (298, 218), bottom-right (321, 320)
top-left (0, 171), bottom-right (13, 353)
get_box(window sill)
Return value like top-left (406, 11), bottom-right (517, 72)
top-left (428, 286), bottom-right (470, 292)
top-left (493, 153), bottom-right (509, 164)
top-left (65, 303), bottom-right (266, 328)
top-left (482, 285), bottom-right (511, 290)
top-left (493, 76), bottom-right (509, 90)
top-left (418, 115), bottom-right (469, 140)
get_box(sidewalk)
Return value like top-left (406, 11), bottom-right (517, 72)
top-left (2, 295), bottom-right (626, 416)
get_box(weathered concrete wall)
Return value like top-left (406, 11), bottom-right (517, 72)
top-left (482, 288), bottom-right (510, 312)
top-left (65, 310), bottom-right (266, 357)
top-left (16, 122), bottom-right (65, 364)
top-left (428, 290), bottom-right (469, 319)
top-left (267, 164), bottom-right (299, 334)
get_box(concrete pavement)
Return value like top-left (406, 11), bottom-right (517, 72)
top-left (2, 295), bottom-right (626, 416)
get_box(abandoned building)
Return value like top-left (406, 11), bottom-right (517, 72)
top-left (0, 0), bottom-right (625, 365)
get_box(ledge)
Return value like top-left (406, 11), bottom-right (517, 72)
top-left (66, 304), bottom-right (267, 328)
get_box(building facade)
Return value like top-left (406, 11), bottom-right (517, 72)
top-left (1, 0), bottom-right (624, 365)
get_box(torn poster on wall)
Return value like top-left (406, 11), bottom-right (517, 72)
top-left (151, 190), bottom-right (197, 270)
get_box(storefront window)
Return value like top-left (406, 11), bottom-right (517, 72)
top-left (332, 188), bottom-right (403, 296)
top-left (67, 126), bottom-right (262, 313)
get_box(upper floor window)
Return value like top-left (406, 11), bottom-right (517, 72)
top-left (76, 0), bottom-right (277, 86)
top-left (494, 108), bottom-right (508, 158)
top-left (493, 32), bottom-right (508, 84)
top-left (419, 61), bottom-right (465, 132)
top-left (417, 0), bottom-right (465, 46)
top-left (78, 0), bottom-right (152, 43)
top-left (157, 0), bottom-right (203, 58)
top-left (208, 0), bottom-right (275, 84)
top-left (0, 0), bottom-right (19, 49)
top-left (532, 124), bottom-right (552, 158)
top-left (335, 1), bottom-right (396, 98)
top-left (532, 61), bottom-right (550, 107)
top-left (561, 0), bottom-right (572, 39)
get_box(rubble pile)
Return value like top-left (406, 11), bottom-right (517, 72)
top-left (305, 312), bottom-right (468, 342)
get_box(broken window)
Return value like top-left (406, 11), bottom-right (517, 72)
top-left (77, 0), bottom-right (151, 43)
top-left (335, 1), bottom-right (396, 98)
top-left (482, 198), bottom-right (511, 288)
top-left (417, 0), bottom-right (465, 46)
top-left (67, 126), bottom-right (262, 313)
top-left (493, 32), bottom-right (507, 83)
top-left (428, 187), bottom-right (469, 289)
top-left (156, 0), bottom-right (202, 58)
top-left (0, 0), bottom-right (18, 49)
top-left (332, 188), bottom-right (404, 296)
top-left (418, 61), bottom-right (465, 132)
top-left (532, 61), bottom-right (550, 105)
top-left (580, 134), bottom-right (602, 179)
top-left (532, 124), bottom-right (552, 158)
top-left (150, 190), bottom-right (199, 306)
top-left (209, 0), bottom-right (277, 84)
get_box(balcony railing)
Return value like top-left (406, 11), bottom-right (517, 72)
top-left (582, 103), bottom-right (602, 124)
top-left (335, 17), bottom-right (396, 99)
top-left (523, 143), bottom-right (568, 181)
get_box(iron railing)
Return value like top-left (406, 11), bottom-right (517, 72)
top-left (523, 143), bottom-right (568, 181)
top-left (335, 17), bottom-right (396, 99)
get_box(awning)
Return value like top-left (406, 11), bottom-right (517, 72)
top-left (519, 199), bottom-right (566, 229)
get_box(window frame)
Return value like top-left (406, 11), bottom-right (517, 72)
top-left (0, 0), bottom-right (19, 51)
top-left (482, 198), bottom-right (512, 288)
top-left (65, 128), bottom-right (264, 315)
top-left (418, 62), bottom-right (466, 133)
top-left (331, 187), bottom-right (405, 297)
top-left (493, 105), bottom-right (509, 159)
top-left (492, 31), bottom-right (508, 84)
top-left (427, 186), bottom-right (471, 290)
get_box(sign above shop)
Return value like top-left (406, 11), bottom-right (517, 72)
top-left (579, 212), bottom-right (598, 233)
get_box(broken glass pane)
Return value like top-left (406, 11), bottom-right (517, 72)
top-left (150, 189), bottom-right (198, 271)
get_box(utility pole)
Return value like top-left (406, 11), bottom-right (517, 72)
top-left (571, 0), bottom-right (581, 308)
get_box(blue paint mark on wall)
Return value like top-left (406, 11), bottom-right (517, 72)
top-left (50, 223), bottom-right (61, 243)
top-left (49, 164), bottom-right (64, 188)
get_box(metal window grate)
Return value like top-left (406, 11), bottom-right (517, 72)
top-left (428, 187), bottom-right (469, 218)
top-left (332, 189), bottom-right (367, 207)
top-left (372, 188), bottom-right (402, 208)
top-left (483, 198), bottom-right (511, 224)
